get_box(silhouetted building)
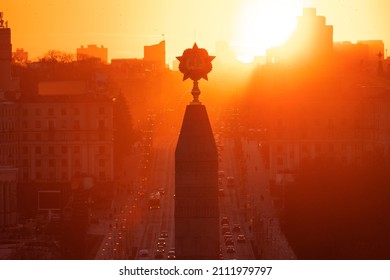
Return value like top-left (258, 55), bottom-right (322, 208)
top-left (263, 85), bottom-right (390, 185)
top-left (357, 40), bottom-right (385, 63)
top-left (0, 12), bottom-right (12, 91)
top-left (144, 40), bottom-right (166, 70)
top-left (17, 87), bottom-right (114, 217)
top-left (333, 41), bottom-right (370, 69)
top-left (175, 104), bottom-right (219, 259)
top-left (267, 8), bottom-right (333, 65)
top-left (0, 13), bottom-right (19, 229)
top-left (77, 45), bottom-right (108, 64)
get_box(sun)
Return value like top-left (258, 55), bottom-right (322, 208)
top-left (231, 0), bottom-right (300, 63)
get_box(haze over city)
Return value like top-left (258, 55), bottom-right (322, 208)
top-left (2, 0), bottom-right (390, 63)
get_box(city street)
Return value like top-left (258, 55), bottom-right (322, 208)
top-left (92, 111), bottom-right (296, 260)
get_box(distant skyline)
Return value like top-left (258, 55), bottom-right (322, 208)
top-left (2, 0), bottom-right (390, 63)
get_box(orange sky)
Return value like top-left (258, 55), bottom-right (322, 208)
top-left (2, 0), bottom-right (390, 64)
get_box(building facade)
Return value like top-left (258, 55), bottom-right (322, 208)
top-left (265, 86), bottom-right (390, 184)
top-left (18, 93), bottom-right (114, 183)
top-left (17, 91), bottom-right (114, 218)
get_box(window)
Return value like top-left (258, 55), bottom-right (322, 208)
top-left (61, 159), bottom-right (67, 166)
top-left (74, 120), bottom-right (80, 130)
top-left (99, 146), bottom-right (105, 154)
top-left (74, 146), bottom-right (80, 153)
top-left (99, 120), bottom-right (105, 129)
top-left (35, 121), bottom-right (41, 129)
top-left (35, 159), bottom-right (41, 167)
top-left (99, 107), bottom-right (105, 114)
top-left (62, 146), bottom-right (68, 153)
top-left (35, 108), bottom-right (41, 116)
top-left (61, 108), bottom-right (67, 116)
top-left (35, 146), bottom-right (42, 154)
top-left (49, 146), bottom-right (54, 154)
top-left (48, 108), bottom-right (54, 116)
top-left (48, 120), bottom-right (55, 130)
top-left (36, 172), bottom-right (42, 180)
top-left (99, 159), bottom-right (105, 167)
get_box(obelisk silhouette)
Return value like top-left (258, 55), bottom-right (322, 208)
top-left (175, 44), bottom-right (219, 259)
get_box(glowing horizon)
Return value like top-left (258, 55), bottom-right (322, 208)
top-left (2, 0), bottom-right (390, 64)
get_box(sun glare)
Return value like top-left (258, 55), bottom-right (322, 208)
top-left (231, 0), bottom-right (300, 63)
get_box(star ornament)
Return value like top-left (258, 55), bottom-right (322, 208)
top-left (176, 43), bottom-right (215, 81)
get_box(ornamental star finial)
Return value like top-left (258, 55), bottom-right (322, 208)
top-left (176, 43), bottom-right (215, 82)
top-left (176, 43), bottom-right (215, 104)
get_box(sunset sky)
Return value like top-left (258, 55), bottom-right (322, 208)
top-left (2, 0), bottom-right (390, 64)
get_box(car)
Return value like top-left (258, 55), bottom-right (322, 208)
top-left (218, 170), bottom-right (225, 178)
top-left (232, 224), bottom-right (241, 232)
top-left (237, 234), bottom-right (246, 243)
top-left (224, 233), bottom-right (233, 241)
top-left (160, 231), bottom-right (168, 238)
top-left (221, 225), bottom-right (230, 234)
top-left (226, 246), bottom-right (235, 253)
top-left (221, 216), bottom-right (229, 226)
top-left (158, 188), bottom-right (166, 195)
top-left (158, 237), bottom-right (166, 244)
top-left (156, 244), bottom-right (165, 252)
top-left (138, 249), bottom-right (150, 259)
top-left (225, 238), bottom-right (234, 246)
top-left (167, 250), bottom-right (176, 259)
top-left (218, 188), bottom-right (225, 197)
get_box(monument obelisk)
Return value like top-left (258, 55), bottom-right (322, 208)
top-left (175, 44), bottom-right (219, 259)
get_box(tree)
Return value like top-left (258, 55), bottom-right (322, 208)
top-left (38, 49), bottom-right (74, 63)
top-left (113, 92), bottom-right (134, 171)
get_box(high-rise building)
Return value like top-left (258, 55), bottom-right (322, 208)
top-left (267, 8), bottom-right (333, 65)
top-left (144, 40), bottom-right (166, 70)
top-left (0, 12), bottom-right (18, 229)
top-left (0, 12), bottom-right (12, 91)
